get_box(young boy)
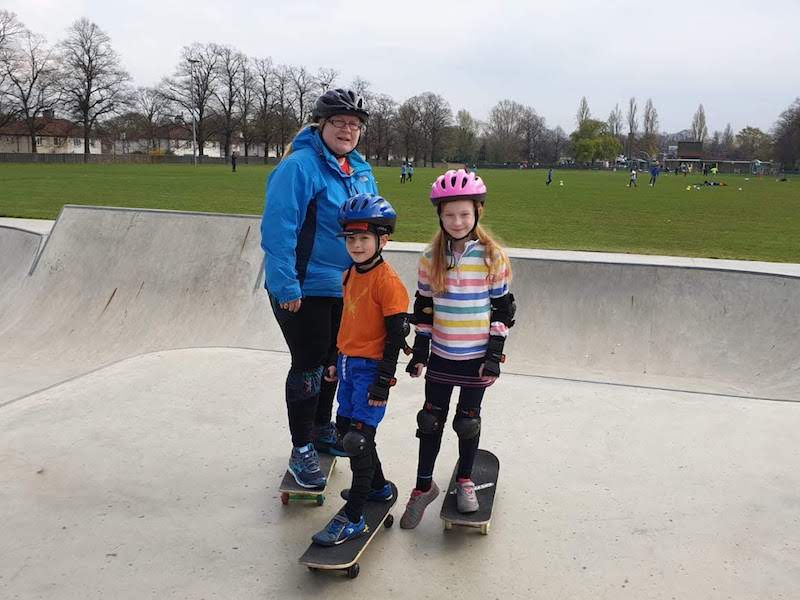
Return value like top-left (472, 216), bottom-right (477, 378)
top-left (311, 193), bottom-right (410, 546)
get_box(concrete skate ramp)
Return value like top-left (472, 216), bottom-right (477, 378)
top-left (0, 204), bottom-right (799, 402)
top-left (0, 225), bottom-right (43, 312)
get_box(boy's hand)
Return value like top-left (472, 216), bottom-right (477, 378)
top-left (323, 365), bottom-right (337, 382)
top-left (408, 363), bottom-right (425, 378)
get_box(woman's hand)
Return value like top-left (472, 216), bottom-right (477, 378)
top-left (323, 365), bottom-right (337, 382)
top-left (281, 299), bottom-right (302, 313)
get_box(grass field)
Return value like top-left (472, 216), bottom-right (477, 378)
top-left (0, 162), bottom-right (797, 262)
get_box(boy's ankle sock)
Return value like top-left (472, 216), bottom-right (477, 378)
top-left (344, 506), bottom-right (361, 523)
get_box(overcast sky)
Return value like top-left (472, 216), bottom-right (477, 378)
top-left (6, 0), bottom-right (800, 134)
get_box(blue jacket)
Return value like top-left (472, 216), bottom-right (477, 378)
top-left (261, 127), bottom-right (378, 303)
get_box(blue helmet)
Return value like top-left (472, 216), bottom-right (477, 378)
top-left (337, 193), bottom-right (397, 236)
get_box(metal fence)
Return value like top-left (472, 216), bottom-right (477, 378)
top-left (0, 153), bottom-right (277, 165)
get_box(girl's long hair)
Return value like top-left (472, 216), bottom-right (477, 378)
top-left (427, 203), bottom-right (512, 295)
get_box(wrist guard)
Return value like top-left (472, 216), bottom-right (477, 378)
top-left (482, 335), bottom-right (507, 378)
top-left (368, 359), bottom-right (397, 402)
top-left (405, 333), bottom-right (431, 373)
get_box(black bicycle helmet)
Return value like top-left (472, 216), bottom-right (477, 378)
top-left (312, 88), bottom-right (369, 121)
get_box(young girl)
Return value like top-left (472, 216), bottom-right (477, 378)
top-left (400, 169), bottom-right (515, 529)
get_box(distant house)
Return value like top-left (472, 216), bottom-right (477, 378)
top-left (0, 116), bottom-right (101, 154)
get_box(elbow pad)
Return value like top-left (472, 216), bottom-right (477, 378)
top-left (490, 293), bottom-right (516, 328)
top-left (410, 292), bottom-right (434, 326)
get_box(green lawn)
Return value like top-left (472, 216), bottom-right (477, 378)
top-left (0, 162), bottom-right (797, 262)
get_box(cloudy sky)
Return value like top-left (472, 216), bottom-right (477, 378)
top-left (6, 0), bottom-right (800, 134)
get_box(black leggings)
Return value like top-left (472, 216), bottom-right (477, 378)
top-left (415, 380), bottom-right (485, 491)
top-left (270, 295), bottom-right (342, 447)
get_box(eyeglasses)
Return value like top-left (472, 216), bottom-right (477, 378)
top-left (328, 118), bottom-right (364, 132)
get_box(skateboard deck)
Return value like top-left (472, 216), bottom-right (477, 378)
top-left (279, 453), bottom-right (336, 506)
top-left (299, 481), bottom-right (398, 578)
top-left (440, 449), bottom-right (499, 535)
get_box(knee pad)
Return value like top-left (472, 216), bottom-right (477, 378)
top-left (416, 403), bottom-right (445, 437)
top-left (286, 367), bottom-right (323, 401)
top-left (452, 409), bottom-right (481, 440)
top-left (342, 423), bottom-right (375, 456)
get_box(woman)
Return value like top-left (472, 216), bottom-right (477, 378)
top-left (261, 88), bottom-right (377, 488)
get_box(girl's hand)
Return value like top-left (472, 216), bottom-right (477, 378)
top-left (409, 363), bottom-right (425, 378)
top-left (281, 298), bottom-right (302, 313)
top-left (478, 363), bottom-right (497, 383)
top-left (323, 365), bottom-right (337, 382)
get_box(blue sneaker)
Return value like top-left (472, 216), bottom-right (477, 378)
top-left (311, 422), bottom-right (349, 457)
top-left (312, 512), bottom-right (368, 546)
top-left (289, 444), bottom-right (326, 489)
top-left (340, 483), bottom-right (394, 502)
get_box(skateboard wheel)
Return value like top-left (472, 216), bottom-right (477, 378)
top-left (480, 523), bottom-right (490, 535)
top-left (444, 521), bottom-right (453, 530)
top-left (347, 563), bottom-right (360, 579)
top-left (316, 495), bottom-right (325, 506)
top-left (280, 493), bottom-right (289, 505)
top-left (384, 514), bottom-right (394, 528)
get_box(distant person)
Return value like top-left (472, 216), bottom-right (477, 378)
top-left (400, 162), bottom-right (407, 184)
top-left (231, 151), bottom-right (238, 173)
top-left (261, 88), bottom-right (377, 489)
top-left (408, 163), bottom-right (414, 182)
top-left (546, 168), bottom-right (553, 186)
top-left (649, 165), bottom-right (660, 187)
top-left (710, 165), bottom-right (718, 177)
top-left (629, 168), bottom-right (638, 187)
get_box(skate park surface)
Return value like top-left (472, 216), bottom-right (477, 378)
top-left (1, 206), bottom-right (798, 599)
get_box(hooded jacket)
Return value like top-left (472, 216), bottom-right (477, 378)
top-left (261, 126), bottom-right (378, 303)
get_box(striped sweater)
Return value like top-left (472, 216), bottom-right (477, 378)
top-left (416, 240), bottom-right (510, 361)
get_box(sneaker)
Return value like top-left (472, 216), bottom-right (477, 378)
top-left (288, 444), bottom-right (326, 489)
top-left (399, 481), bottom-right (440, 529)
top-left (311, 512), bottom-right (368, 546)
top-left (311, 422), bottom-right (349, 457)
top-left (456, 479), bottom-right (479, 513)
top-left (340, 483), bottom-right (394, 502)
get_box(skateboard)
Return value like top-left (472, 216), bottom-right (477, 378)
top-left (440, 449), bottom-right (499, 535)
top-left (279, 453), bottom-right (336, 506)
top-left (299, 481), bottom-right (398, 579)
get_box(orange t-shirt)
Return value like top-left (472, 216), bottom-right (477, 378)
top-left (337, 261), bottom-right (410, 360)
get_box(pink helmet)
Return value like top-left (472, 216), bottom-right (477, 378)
top-left (430, 169), bottom-right (487, 206)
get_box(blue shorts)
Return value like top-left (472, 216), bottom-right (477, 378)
top-left (336, 355), bottom-right (387, 428)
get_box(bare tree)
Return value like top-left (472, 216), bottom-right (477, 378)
top-left (607, 103), bottom-right (623, 138)
top-left (270, 64), bottom-right (294, 156)
top-left (362, 92), bottom-right (396, 164)
top-left (547, 126), bottom-right (568, 164)
top-left (485, 99), bottom-right (526, 163)
top-left (288, 65), bottom-right (317, 126)
top-left (213, 45), bottom-right (245, 157)
top-left (253, 57), bottom-right (276, 161)
top-left (162, 43), bottom-right (219, 157)
top-left (626, 97), bottom-right (638, 158)
top-left (576, 96), bottom-right (591, 127)
top-left (454, 109), bottom-right (479, 163)
top-left (316, 67), bottom-right (338, 92)
top-left (690, 104), bottom-right (708, 143)
top-left (133, 86), bottom-right (169, 151)
top-left (395, 95), bottom-right (422, 162)
top-left (0, 10), bottom-right (27, 128)
top-left (641, 98), bottom-right (659, 156)
top-left (772, 99), bottom-right (800, 168)
top-left (350, 76), bottom-right (370, 97)
top-left (58, 18), bottom-right (131, 156)
top-left (238, 58), bottom-right (257, 157)
top-left (2, 30), bottom-right (61, 152)
top-left (519, 106), bottom-right (546, 162)
top-left (419, 92), bottom-right (452, 166)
